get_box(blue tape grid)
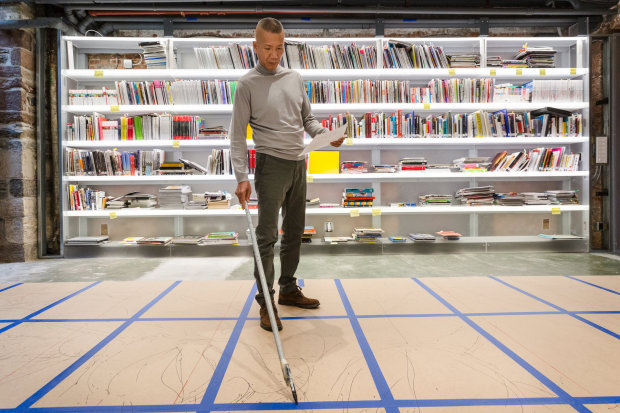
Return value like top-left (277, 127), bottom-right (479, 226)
top-left (0, 275), bottom-right (618, 413)
top-left (491, 276), bottom-right (620, 340)
top-left (0, 283), bottom-right (23, 293)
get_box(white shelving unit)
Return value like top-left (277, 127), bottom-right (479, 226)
top-left (60, 35), bottom-right (590, 253)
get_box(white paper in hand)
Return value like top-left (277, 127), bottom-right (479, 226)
top-left (300, 125), bottom-right (347, 157)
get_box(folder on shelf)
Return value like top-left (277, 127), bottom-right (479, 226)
top-left (308, 151), bottom-right (340, 174)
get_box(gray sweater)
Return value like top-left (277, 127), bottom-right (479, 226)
top-left (229, 62), bottom-right (327, 183)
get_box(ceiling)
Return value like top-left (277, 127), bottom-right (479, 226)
top-left (30, 0), bottom-right (619, 35)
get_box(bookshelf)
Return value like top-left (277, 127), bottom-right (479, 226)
top-left (60, 35), bottom-right (590, 254)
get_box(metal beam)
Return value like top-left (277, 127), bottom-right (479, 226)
top-left (57, 5), bottom-right (614, 16)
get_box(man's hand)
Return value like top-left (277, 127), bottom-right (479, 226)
top-left (235, 180), bottom-right (252, 209)
top-left (330, 136), bottom-right (346, 148)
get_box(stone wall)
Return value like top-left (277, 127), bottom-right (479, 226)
top-left (0, 2), bottom-right (37, 262)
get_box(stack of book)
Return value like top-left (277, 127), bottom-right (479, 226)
top-left (342, 188), bottom-right (375, 208)
top-left (137, 236), bottom-right (172, 245)
top-left (436, 230), bottom-right (462, 240)
top-left (352, 228), bottom-right (383, 243)
top-left (399, 157), bottom-right (427, 171)
top-left (373, 164), bottom-right (396, 173)
top-left (546, 190), bottom-right (579, 204)
top-left (302, 226), bottom-right (316, 243)
top-left (408, 233), bottom-right (436, 242)
top-left (419, 194), bottom-right (453, 206)
top-left (453, 157), bottom-right (490, 172)
top-left (65, 236), bottom-right (109, 246)
top-left (522, 192), bottom-right (551, 205)
top-left (514, 45), bottom-right (556, 68)
top-left (199, 232), bottom-right (238, 245)
top-left (502, 59), bottom-right (529, 68)
top-left (486, 56), bottom-right (503, 67)
top-left (139, 41), bottom-right (167, 69)
top-left (455, 186), bottom-right (495, 206)
top-left (447, 53), bottom-right (480, 68)
top-left (185, 193), bottom-right (208, 210)
top-left (340, 161), bottom-right (368, 173)
top-left (158, 185), bottom-right (191, 209)
top-left (171, 235), bottom-right (203, 245)
top-left (495, 193), bottom-right (526, 206)
top-left (206, 191), bottom-right (231, 209)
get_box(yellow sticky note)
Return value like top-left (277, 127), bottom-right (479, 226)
top-left (172, 140), bottom-right (181, 148)
top-left (372, 208), bottom-right (381, 216)
top-left (539, 68), bottom-right (546, 76)
top-left (490, 69), bottom-right (496, 76)
top-left (306, 175), bottom-right (313, 183)
top-left (110, 106), bottom-right (120, 113)
top-left (94, 70), bottom-right (104, 77)
top-left (109, 211), bottom-right (117, 219)
top-left (516, 69), bottom-right (523, 76)
top-left (570, 67), bottom-right (577, 75)
top-left (349, 209), bottom-right (360, 217)
top-left (345, 138), bottom-right (354, 145)
top-left (423, 103), bottom-right (431, 110)
top-left (448, 69), bottom-right (456, 76)
top-left (552, 207), bottom-right (561, 215)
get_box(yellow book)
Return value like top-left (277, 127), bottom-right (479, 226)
top-left (308, 151), bottom-right (340, 174)
top-left (474, 111), bottom-right (483, 138)
top-left (120, 117), bottom-right (128, 140)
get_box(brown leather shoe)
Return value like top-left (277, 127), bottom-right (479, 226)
top-left (259, 303), bottom-right (283, 331)
top-left (278, 286), bottom-right (320, 309)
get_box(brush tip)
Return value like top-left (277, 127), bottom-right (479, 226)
top-left (292, 389), bottom-right (298, 404)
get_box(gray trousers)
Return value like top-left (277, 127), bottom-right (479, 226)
top-left (253, 152), bottom-right (306, 304)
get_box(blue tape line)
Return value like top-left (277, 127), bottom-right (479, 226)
top-left (199, 283), bottom-right (257, 411)
top-left (491, 277), bottom-right (620, 340)
top-left (14, 395), bottom-right (620, 413)
top-left (0, 281), bottom-right (102, 335)
top-left (412, 277), bottom-right (590, 413)
top-left (17, 281), bottom-right (181, 410)
top-left (334, 279), bottom-right (398, 413)
top-left (0, 282), bottom-right (23, 293)
top-left (565, 275), bottom-right (620, 295)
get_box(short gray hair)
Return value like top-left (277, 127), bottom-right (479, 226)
top-left (256, 17), bottom-right (283, 33)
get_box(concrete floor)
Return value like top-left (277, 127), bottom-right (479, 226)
top-left (1, 252), bottom-right (619, 283)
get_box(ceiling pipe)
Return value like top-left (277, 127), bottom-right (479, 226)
top-left (64, 6), bottom-right (613, 16)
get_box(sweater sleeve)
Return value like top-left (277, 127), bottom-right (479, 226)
top-left (299, 75), bottom-right (328, 138)
top-left (229, 80), bottom-right (251, 183)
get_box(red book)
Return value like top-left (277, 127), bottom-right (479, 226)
top-left (128, 118), bottom-right (134, 140)
top-left (401, 165), bottom-right (426, 171)
top-left (130, 154), bottom-right (135, 176)
top-left (397, 109), bottom-right (403, 138)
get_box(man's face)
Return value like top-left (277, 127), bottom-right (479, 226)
top-left (253, 27), bottom-right (285, 71)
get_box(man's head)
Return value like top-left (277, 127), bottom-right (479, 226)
top-left (253, 17), bottom-right (285, 71)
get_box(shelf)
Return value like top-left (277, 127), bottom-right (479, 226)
top-left (63, 171), bottom-right (588, 185)
top-left (64, 204), bottom-right (588, 218)
top-left (64, 68), bottom-right (588, 81)
top-left (62, 136), bottom-right (589, 150)
top-left (63, 102), bottom-right (589, 115)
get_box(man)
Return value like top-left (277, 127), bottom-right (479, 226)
top-left (230, 17), bottom-right (344, 331)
